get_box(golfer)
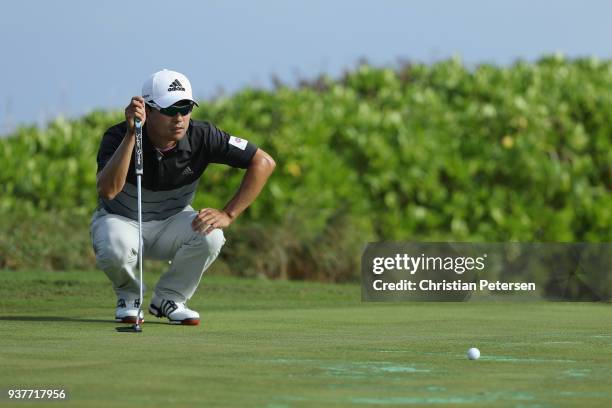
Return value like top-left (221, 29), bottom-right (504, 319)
top-left (90, 69), bottom-right (275, 325)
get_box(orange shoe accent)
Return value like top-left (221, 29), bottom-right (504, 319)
top-left (181, 318), bottom-right (199, 326)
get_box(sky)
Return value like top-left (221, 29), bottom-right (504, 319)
top-left (1, 0), bottom-right (611, 135)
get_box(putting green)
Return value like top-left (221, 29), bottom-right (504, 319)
top-left (0, 270), bottom-right (610, 407)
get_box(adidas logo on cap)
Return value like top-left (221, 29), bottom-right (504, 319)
top-left (182, 166), bottom-right (194, 176)
top-left (168, 79), bottom-right (186, 92)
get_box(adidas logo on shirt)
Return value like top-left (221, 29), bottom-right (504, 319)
top-left (182, 166), bottom-right (194, 176)
top-left (168, 79), bottom-right (186, 92)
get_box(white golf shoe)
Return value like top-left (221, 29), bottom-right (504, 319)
top-left (148, 295), bottom-right (200, 325)
top-left (115, 298), bottom-right (144, 324)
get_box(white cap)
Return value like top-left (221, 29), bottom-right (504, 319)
top-left (141, 69), bottom-right (198, 108)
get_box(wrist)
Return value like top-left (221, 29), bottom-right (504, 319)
top-left (223, 209), bottom-right (238, 221)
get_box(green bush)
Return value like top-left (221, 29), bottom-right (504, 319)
top-left (1, 56), bottom-right (610, 281)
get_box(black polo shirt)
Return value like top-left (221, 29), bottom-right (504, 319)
top-left (96, 119), bottom-right (258, 221)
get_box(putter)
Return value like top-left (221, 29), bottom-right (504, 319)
top-left (116, 118), bottom-right (144, 333)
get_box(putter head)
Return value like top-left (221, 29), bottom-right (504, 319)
top-left (115, 324), bottom-right (143, 333)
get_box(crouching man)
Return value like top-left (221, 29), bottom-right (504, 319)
top-left (90, 69), bottom-right (275, 325)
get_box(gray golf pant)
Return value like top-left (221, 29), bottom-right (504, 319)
top-left (90, 205), bottom-right (225, 303)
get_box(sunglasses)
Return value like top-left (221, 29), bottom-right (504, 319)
top-left (147, 102), bottom-right (194, 117)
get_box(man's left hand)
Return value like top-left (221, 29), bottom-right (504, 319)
top-left (192, 208), bottom-right (233, 234)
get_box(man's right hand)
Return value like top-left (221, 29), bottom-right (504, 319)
top-left (98, 96), bottom-right (146, 199)
top-left (125, 96), bottom-right (146, 136)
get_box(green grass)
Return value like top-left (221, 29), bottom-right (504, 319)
top-left (0, 269), bottom-right (611, 407)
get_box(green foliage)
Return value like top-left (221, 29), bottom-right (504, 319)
top-left (0, 208), bottom-right (95, 270)
top-left (0, 56), bottom-right (610, 280)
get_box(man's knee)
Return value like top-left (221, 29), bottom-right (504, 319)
top-left (94, 240), bottom-right (137, 270)
top-left (193, 229), bottom-right (225, 255)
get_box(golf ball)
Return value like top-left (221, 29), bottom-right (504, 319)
top-left (467, 347), bottom-right (480, 360)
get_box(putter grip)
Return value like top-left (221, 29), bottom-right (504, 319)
top-left (134, 119), bottom-right (143, 175)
